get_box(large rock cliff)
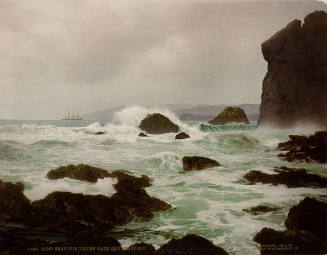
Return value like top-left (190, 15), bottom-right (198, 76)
top-left (258, 11), bottom-right (327, 127)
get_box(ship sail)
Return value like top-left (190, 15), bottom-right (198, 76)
top-left (62, 110), bottom-right (82, 120)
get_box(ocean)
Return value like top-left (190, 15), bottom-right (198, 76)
top-left (0, 106), bottom-right (326, 255)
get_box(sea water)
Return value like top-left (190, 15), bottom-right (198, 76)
top-left (0, 106), bottom-right (326, 255)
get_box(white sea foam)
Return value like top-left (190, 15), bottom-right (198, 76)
top-left (24, 177), bottom-right (117, 201)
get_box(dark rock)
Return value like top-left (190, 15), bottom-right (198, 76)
top-left (254, 228), bottom-right (327, 255)
top-left (109, 170), bottom-right (151, 193)
top-left (126, 243), bottom-right (156, 255)
top-left (182, 156), bottom-right (220, 171)
top-left (285, 197), bottom-right (327, 240)
top-left (95, 131), bottom-right (105, 135)
top-left (47, 164), bottom-right (111, 183)
top-left (158, 234), bottom-right (229, 255)
top-left (175, 132), bottom-right (190, 140)
top-left (0, 180), bottom-right (32, 222)
top-left (139, 113), bottom-right (179, 134)
top-left (1, 167), bottom-right (171, 235)
top-left (208, 107), bottom-right (249, 125)
top-left (243, 205), bottom-right (279, 215)
top-left (278, 131), bottom-right (327, 163)
top-left (244, 167), bottom-right (327, 188)
top-left (254, 198), bottom-right (327, 254)
top-left (258, 11), bottom-right (327, 128)
top-left (139, 132), bottom-right (148, 137)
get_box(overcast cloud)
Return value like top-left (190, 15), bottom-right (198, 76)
top-left (1, 0), bottom-right (326, 119)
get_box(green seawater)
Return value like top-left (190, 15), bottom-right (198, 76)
top-left (0, 116), bottom-right (326, 255)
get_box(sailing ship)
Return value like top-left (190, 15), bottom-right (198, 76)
top-left (62, 111), bottom-right (82, 120)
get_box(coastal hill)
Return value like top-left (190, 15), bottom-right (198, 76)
top-left (82, 103), bottom-right (259, 122)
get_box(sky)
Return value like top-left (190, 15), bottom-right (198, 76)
top-left (1, 0), bottom-right (326, 119)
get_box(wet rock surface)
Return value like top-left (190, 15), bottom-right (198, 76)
top-left (139, 113), bottom-right (179, 134)
top-left (258, 11), bottom-right (327, 127)
top-left (182, 156), bottom-right (220, 171)
top-left (244, 166), bottom-right (327, 188)
top-left (278, 131), bottom-right (327, 163)
top-left (0, 166), bottom-right (171, 238)
top-left (175, 132), bottom-right (190, 140)
top-left (254, 197), bottom-right (327, 254)
top-left (243, 205), bottom-right (279, 215)
top-left (47, 164), bottom-right (111, 183)
top-left (208, 107), bottom-right (249, 125)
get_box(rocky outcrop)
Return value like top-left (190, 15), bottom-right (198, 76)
top-left (278, 131), bottom-right (327, 163)
top-left (285, 197), bottom-right (327, 240)
top-left (0, 167), bottom-right (171, 235)
top-left (0, 232), bottom-right (228, 255)
top-left (175, 132), bottom-right (190, 140)
top-left (157, 234), bottom-right (229, 255)
top-left (254, 197), bottom-right (327, 254)
top-left (139, 113), bottom-right (179, 134)
top-left (47, 164), bottom-right (111, 183)
top-left (182, 156), bottom-right (220, 171)
top-left (208, 107), bottom-right (249, 125)
top-left (258, 11), bottom-right (327, 127)
top-left (139, 132), bottom-right (148, 137)
top-left (243, 205), bottom-right (279, 215)
top-left (0, 180), bottom-right (32, 222)
top-left (244, 166), bottom-right (327, 188)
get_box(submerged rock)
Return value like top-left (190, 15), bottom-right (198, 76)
top-left (244, 167), bottom-right (327, 188)
top-left (243, 205), bottom-right (279, 215)
top-left (254, 198), bottom-right (327, 254)
top-left (175, 132), bottom-right (190, 140)
top-left (208, 107), bottom-right (249, 125)
top-left (278, 131), bottom-right (327, 163)
top-left (182, 156), bottom-right (220, 171)
top-left (139, 113), bottom-right (179, 134)
top-left (139, 132), bottom-right (148, 137)
top-left (47, 164), bottom-right (111, 183)
top-left (258, 11), bottom-right (327, 127)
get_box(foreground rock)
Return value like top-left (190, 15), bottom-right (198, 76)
top-left (175, 132), bottom-right (190, 140)
top-left (0, 232), bottom-right (229, 255)
top-left (243, 205), bottom-right (279, 215)
top-left (139, 113), bottom-right (179, 134)
top-left (182, 156), bottom-right (220, 171)
top-left (258, 11), bottom-right (327, 127)
top-left (208, 107), bottom-right (249, 125)
top-left (0, 180), bottom-right (32, 222)
top-left (278, 131), bottom-right (327, 163)
top-left (47, 164), bottom-right (111, 183)
top-left (244, 166), bottom-right (327, 188)
top-left (1, 167), bottom-right (171, 235)
top-left (157, 234), bottom-right (229, 255)
top-left (254, 197), bottom-right (327, 254)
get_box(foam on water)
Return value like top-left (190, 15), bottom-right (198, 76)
top-left (24, 177), bottom-right (117, 201)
